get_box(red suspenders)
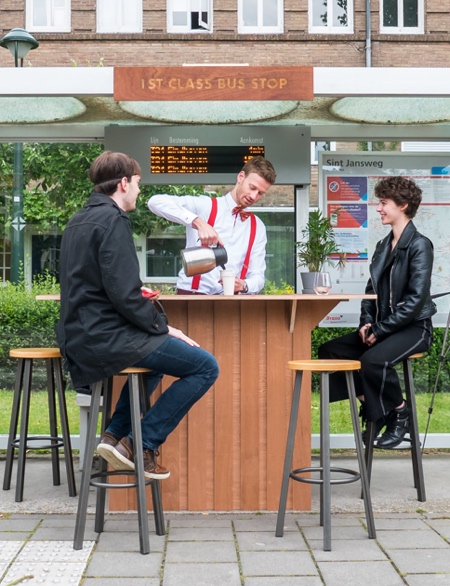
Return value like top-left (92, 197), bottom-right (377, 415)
top-left (191, 198), bottom-right (257, 291)
top-left (191, 199), bottom-right (218, 290)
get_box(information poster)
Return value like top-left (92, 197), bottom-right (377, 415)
top-left (319, 152), bottom-right (450, 327)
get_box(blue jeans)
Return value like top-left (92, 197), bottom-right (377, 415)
top-left (106, 337), bottom-right (219, 450)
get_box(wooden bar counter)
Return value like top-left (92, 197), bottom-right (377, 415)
top-left (106, 294), bottom-right (368, 513)
top-left (37, 293), bottom-right (371, 512)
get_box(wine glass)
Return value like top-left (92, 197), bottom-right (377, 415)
top-left (313, 272), bottom-right (332, 295)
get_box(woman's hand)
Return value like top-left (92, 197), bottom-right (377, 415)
top-left (168, 325), bottom-right (200, 347)
top-left (360, 323), bottom-right (376, 346)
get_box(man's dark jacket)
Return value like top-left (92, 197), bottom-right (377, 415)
top-left (57, 192), bottom-right (169, 387)
top-left (359, 220), bottom-right (436, 342)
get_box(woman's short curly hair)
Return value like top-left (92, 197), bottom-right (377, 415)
top-left (374, 176), bottom-right (422, 219)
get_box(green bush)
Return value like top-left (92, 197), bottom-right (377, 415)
top-left (0, 273), bottom-right (61, 389)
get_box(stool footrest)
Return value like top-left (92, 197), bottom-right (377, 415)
top-left (12, 436), bottom-right (65, 451)
top-left (290, 466), bottom-right (361, 486)
top-left (90, 469), bottom-right (155, 490)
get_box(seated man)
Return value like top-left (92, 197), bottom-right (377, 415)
top-left (57, 150), bottom-right (219, 478)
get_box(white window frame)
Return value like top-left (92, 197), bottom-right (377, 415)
top-left (97, 0), bottom-right (143, 33)
top-left (238, 0), bottom-right (284, 34)
top-left (380, 0), bottom-right (424, 34)
top-left (311, 141), bottom-right (336, 165)
top-left (26, 0), bottom-right (71, 33)
top-left (309, 0), bottom-right (354, 34)
top-left (167, 0), bottom-right (213, 33)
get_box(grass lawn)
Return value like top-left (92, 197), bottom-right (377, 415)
top-left (0, 388), bottom-right (448, 437)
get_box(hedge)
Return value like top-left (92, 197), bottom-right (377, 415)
top-left (0, 279), bottom-right (448, 394)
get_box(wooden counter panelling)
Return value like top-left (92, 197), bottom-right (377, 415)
top-left (105, 294), bottom-right (366, 513)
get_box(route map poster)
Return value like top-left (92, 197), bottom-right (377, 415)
top-left (318, 152), bottom-right (450, 327)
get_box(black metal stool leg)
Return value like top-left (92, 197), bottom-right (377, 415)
top-left (15, 359), bottom-right (33, 502)
top-left (138, 373), bottom-right (165, 537)
top-left (54, 358), bottom-right (77, 497)
top-left (346, 373), bottom-right (376, 539)
top-left (276, 371), bottom-right (303, 537)
top-left (320, 374), bottom-right (332, 551)
top-left (46, 358), bottom-right (61, 487)
top-left (129, 373), bottom-right (150, 555)
top-left (95, 377), bottom-right (114, 534)
top-left (3, 358), bottom-right (24, 491)
top-left (74, 380), bottom-right (103, 550)
top-left (403, 359), bottom-right (426, 502)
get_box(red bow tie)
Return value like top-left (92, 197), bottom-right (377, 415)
top-left (232, 206), bottom-right (251, 221)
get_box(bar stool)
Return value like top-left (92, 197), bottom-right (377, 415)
top-left (365, 352), bottom-right (426, 501)
top-left (276, 359), bottom-right (376, 551)
top-left (74, 367), bottom-right (165, 555)
top-left (3, 347), bottom-right (76, 502)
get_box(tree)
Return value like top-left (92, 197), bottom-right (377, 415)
top-left (0, 142), bottom-right (213, 236)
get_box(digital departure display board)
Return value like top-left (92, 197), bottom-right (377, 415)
top-left (150, 145), bottom-right (265, 175)
top-left (105, 125), bottom-right (311, 185)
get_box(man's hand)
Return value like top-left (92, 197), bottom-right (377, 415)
top-left (168, 325), bottom-right (200, 347)
top-left (235, 278), bottom-right (248, 294)
top-left (192, 217), bottom-right (224, 246)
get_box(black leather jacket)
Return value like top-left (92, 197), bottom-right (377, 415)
top-left (359, 221), bottom-right (436, 342)
top-left (57, 193), bottom-right (169, 387)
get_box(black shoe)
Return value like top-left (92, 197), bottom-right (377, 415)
top-left (362, 416), bottom-right (388, 446)
top-left (360, 403), bottom-right (387, 445)
top-left (376, 404), bottom-right (409, 449)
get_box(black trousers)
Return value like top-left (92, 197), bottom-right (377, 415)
top-left (318, 319), bottom-right (433, 422)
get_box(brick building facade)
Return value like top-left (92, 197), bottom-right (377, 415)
top-left (0, 2), bottom-right (449, 285)
top-left (1, 1), bottom-right (450, 69)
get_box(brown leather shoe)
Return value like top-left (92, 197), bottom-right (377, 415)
top-left (109, 435), bottom-right (135, 471)
top-left (97, 431), bottom-right (120, 460)
top-left (106, 436), bottom-right (170, 480)
top-left (142, 448), bottom-right (170, 480)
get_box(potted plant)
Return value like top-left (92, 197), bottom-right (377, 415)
top-left (295, 209), bottom-right (346, 293)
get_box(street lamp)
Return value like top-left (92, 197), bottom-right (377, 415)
top-left (0, 28), bottom-right (39, 284)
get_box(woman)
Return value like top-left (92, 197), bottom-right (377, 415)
top-left (319, 176), bottom-right (436, 448)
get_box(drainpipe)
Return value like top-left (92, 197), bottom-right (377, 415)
top-left (366, 0), bottom-right (372, 150)
top-left (365, 0), bottom-right (372, 68)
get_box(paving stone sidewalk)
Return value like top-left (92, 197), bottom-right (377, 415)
top-left (0, 454), bottom-right (449, 585)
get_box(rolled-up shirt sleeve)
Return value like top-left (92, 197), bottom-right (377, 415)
top-left (148, 194), bottom-right (200, 226)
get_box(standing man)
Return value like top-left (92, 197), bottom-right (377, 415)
top-left (57, 150), bottom-right (219, 479)
top-left (148, 156), bottom-right (276, 295)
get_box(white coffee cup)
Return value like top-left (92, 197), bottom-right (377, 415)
top-left (220, 269), bottom-right (235, 296)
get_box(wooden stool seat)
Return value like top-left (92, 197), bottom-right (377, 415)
top-left (9, 348), bottom-right (62, 359)
top-left (365, 353), bottom-right (426, 501)
top-left (3, 347), bottom-right (76, 502)
top-left (74, 367), bottom-right (165, 555)
top-left (289, 359), bottom-right (361, 372)
top-left (118, 367), bottom-right (152, 374)
top-left (277, 358), bottom-right (375, 551)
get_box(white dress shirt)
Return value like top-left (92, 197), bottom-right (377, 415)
top-left (148, 192), bottom-right (267, 294)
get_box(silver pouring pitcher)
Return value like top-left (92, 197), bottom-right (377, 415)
top-left (181, 245), bottom-right (228, 277)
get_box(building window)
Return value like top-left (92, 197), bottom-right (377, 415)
top-left (97, 0), bottom-right (142, 33)
top-left (238, 0), bottom-right (284, 34)
top-left (167, 0), bottom-right (213, 33)
top-left (26, 0), bottom-right (71, 33)
top-left (309, 0), bottom-right (353, 34)
top-left (380, 0), bottom-right (424, 33)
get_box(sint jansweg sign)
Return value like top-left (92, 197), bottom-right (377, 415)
top-left (114, 66), bottom-right (313, 101)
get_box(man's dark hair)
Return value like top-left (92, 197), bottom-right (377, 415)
top-left (89, 150), bottom-right (142, 196)
top-left (241, 156), bottom-right (276, 185)
top-left (374, 176), bottom-right (422, 219)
